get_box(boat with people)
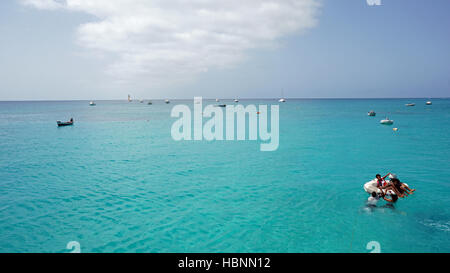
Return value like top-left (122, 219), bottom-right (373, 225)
top-left (364, 173), bottom-right (415, 203)
top-left (380, 117), bottom-right (394, 125)
top-left (368, 110), bottom-right (376, 116)
top-left (57, 118), bottom-right (74, 127)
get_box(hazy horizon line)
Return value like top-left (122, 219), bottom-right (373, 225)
top-left (0, 97), bottom-right (448, 102)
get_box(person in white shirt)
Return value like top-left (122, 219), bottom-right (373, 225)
top-left (367, 192), bottom-right (380, 207)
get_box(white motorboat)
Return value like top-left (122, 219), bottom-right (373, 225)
top-left (279, 89), bottom-right (286, 102)
top-left (380, 118), bottom-right (394, 125)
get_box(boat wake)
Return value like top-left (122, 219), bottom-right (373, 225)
top-left (420, 219), bottom-right (450, 232)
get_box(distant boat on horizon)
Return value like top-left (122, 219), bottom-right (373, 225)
top-left (426, 101), bottom-right (432, 105)
top-left (89, 101), bottom-right (96, 106)
top-left (406, 103), bottom-right (415, 107)
top-left (165, 99), bottom-right (170, 104)
top-left (279, 89), bottom-right (286, 102)
top-left (128, 94), bottom-right (132, 102)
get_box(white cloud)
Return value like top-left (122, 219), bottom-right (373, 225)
top-left (21, 0), bottom-right (321, 86)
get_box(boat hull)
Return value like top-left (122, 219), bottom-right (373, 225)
top-left (380, 120), bottom-right (394, 125)
top-left (57, 121), bottom-right (74, 127)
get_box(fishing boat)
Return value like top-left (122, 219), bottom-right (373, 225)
top-left (89, 101), bottom-right (96, 106)
top-left (57, 118), bottom-right (74, 127)
top-left (380, 118), bottom-right (394, 125)
top-left (405, 103), bottom-right (415, 106)
top-left (368, 110), bottom-right (376, 116)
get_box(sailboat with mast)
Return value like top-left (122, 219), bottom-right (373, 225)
top-left (128, 94), bottom-right (132, 102)
top-left (279, 89), bottom-right (286, 102)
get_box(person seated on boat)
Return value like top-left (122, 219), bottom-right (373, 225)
top-left (375, 173), bottom-right (390, 188)
top-left (391, 178), bottom-right (416, 196)
top-left (379, 178), bottom-right (407, 199)
top-left (70, 118), bottom-right (73, 122)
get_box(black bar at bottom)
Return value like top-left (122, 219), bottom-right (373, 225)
top-left (0, 253), bottom-right (446, 272)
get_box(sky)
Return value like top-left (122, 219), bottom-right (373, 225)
top-left (0, 0), bottom-right (449, 100)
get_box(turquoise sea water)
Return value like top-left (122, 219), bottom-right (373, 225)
top-left (0, 99), bottom-right (449, 253)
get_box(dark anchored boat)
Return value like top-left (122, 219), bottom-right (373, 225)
top-left (57, 118), bottom-right (74, 127)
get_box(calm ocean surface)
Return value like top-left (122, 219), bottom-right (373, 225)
top-left (0, 99), bottom-right (449, 253)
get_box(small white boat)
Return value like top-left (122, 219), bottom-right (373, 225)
top-left (234, 99), bottom-right (239, 103)
top-left (215, 98), bottom-right (220, 102)
top-left (368, 111), bottom-right (376, 116)
top-left (165, 99), bottom-right (170, 104)
top-left (279, 98), bottom-right (286, 103)
top-left (89, 101), bottom-right (96, 106)
top-left (405, 103), bottom-right (415, 106)
top-left (426, 101), bottom-right (432, 105)
top-left (380, 118), bottom-right (394, 125)
top-left (128, 94), bottom-right (132, 102)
